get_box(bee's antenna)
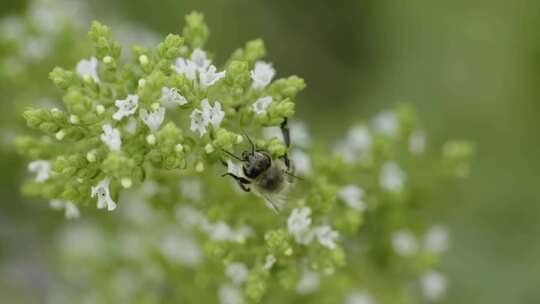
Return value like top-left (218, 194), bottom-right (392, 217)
top-left (286, 171), bottom-right (304, 181)
top-left (243, 129), bottom-right (255, 154)
top-left (221, 149), bottom-right (243, 161)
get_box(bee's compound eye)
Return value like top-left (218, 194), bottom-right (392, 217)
top-left (241, 151), bottom-right (250, 160)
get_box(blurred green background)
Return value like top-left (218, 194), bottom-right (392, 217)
top-left (1, 0), bottom-right (539, 303)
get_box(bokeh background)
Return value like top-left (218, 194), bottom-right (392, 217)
top-left (1, 0), bottom-right (539, 303)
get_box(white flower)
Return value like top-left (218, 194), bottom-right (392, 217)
top-left (219, 284), bottom-right (244, 304)
top-left (409, 130), bottom-right (426, 155)
top-left (175, 205), bottom-right (205, 229)
top-left (290, 150), bottom-right (311, 175)
top-left (296, 268), bottom-right (320, 294)
top-left (64, 202), bottom-right (80, 219)
top-left (349, 126), bottom-right (372, 151)
top-left (424, 226), bottom-right (449, 254)
top-left (200, 65), bottom-right (226, 88)
top-left (421, 271), bottom-right (448, 302)
top-left (172, 58), bottom-right (197, 80)
top-left (160, 87), bottom-right (188, 107)
top-left (287, 207), bottom-right (314, 245)
top-left (124, 117), bottom-right (137, 134)
top-left (190, 108), bottom-right (207, 137)
top-left (113, 94), bottom-right (139, 121)
top-left (179, 178), bottom-right (203, 202)
top-left (190, 48), bottom-right (211, 71)
top-left (225, 262), bottom-right (249, 285)
top-left (203, 221), bottom-right (252, 243)
top-left (49, 199), bottom-right (80, 219)
top-left (201, 99), bottom-right (225, 128)
top-left (190, 99), bottom-right (226, 137)
top-left (76, 56), bottom-right (99, 82)
top-left (373, 111), bottom-right (399, 137)
top-left (264, 255), bottom-right (277, 270)
top-left (251, 61), bottom-right (275, 89)
top-left (338, 185), bottom-right (366, 211)
top-left (344, 291), bottom-right (374, 304)
top-left (100, 124), bottom-right (122, 151)
top-left (252, 96), bottom-right (273, 114)
top-left (91, 178), bottom-right (117, 211)
top-left (391, 230), bottom-right (418, 257)
top-left (379, 161), bottom-right (406, 192)
top-left (28, 160), bottom-right (51, 183)
top-left (291, 122), bottom-right (311, 148)
top-left (335, 126), bottom-right (372, 164)
top-left (314, 225), bottom-right (339, 249)
top-left (159, 234), bottom-right (201, 267)
top-left (140, 107), bottom-right (165, 132)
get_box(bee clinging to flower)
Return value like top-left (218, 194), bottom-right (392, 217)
top-left (222, 118), bottom-right (298, 212)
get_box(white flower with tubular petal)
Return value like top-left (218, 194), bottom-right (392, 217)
top-left (49, 199), bottom-right (80, 219)
top-left (173, 57), bottom-right (197, 80)
top-left (76, 56), bottom-right (99, 82)
top-left (219, 284), bottom-right (244, 304)
top-left (252, 96), bottom-right (273, 114)
top-left (288, 207), bottom-right (314, 244)
top-left (113, 94), bottom-right (139, 121)
top-left (225, 262), bottom-right (249, 285)
top-left (160, 87), bottom-right (188, 107)
top-left (314, 225), bottom-right (339, 249)
top-left (91, 178), bottom-right (117, 211)
top-left (264, 255), bottom-right (277, 270)
top-left (201, 99), bottom-right (225, 129)
top-left (338, 185), bottom-right (366, 211)
top-left (200, 65), bottom-right (226, 88)
top-left (380, 161), bottom-right (406, 193)
top-left (373, 111), bottom-right (399, 137)
top-left (28, 160), bottom-right (51, 182)
top-left (421, 271), bottom-right (448, 302)
top-left (344, 291), bottom-right (374, 304)
top-left (190, 108), bottom-right (207, 137)
top-left (100, 124), bottom-right (121, 151)
top-left (392, 230), bottom-right (418, 257)
top-left (251, 61), bottom-right (275, 89)
top-left (424, 226), bottom-right (449, 254)
top-left (190, 48), bottom-right (211, 71)
top-left (296, 268), bottom-right (320, 294)
top-left (140, 107), bottom-right (165, 132)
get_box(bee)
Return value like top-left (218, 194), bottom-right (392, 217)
top-left (222, 118), bottom-right (297, 212)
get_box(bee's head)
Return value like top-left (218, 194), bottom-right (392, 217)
top-left (242, 150), bottom-right (271, 178)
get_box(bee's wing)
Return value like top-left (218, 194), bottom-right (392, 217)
top-left (261, 193), bottom-right (284, 213)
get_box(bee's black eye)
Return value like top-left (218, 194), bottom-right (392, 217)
top-left (242, 151), bottom-right (271, 178)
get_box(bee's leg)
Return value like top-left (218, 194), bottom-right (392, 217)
top-left (280, 117), bottom-right (291, 148)
top-left (280, 117), bottom-right (291, 171)
top-left (222, 173), bottom-right (251, 192)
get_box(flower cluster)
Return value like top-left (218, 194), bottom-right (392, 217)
top-left (14, 11), bottom-right (474, 304)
